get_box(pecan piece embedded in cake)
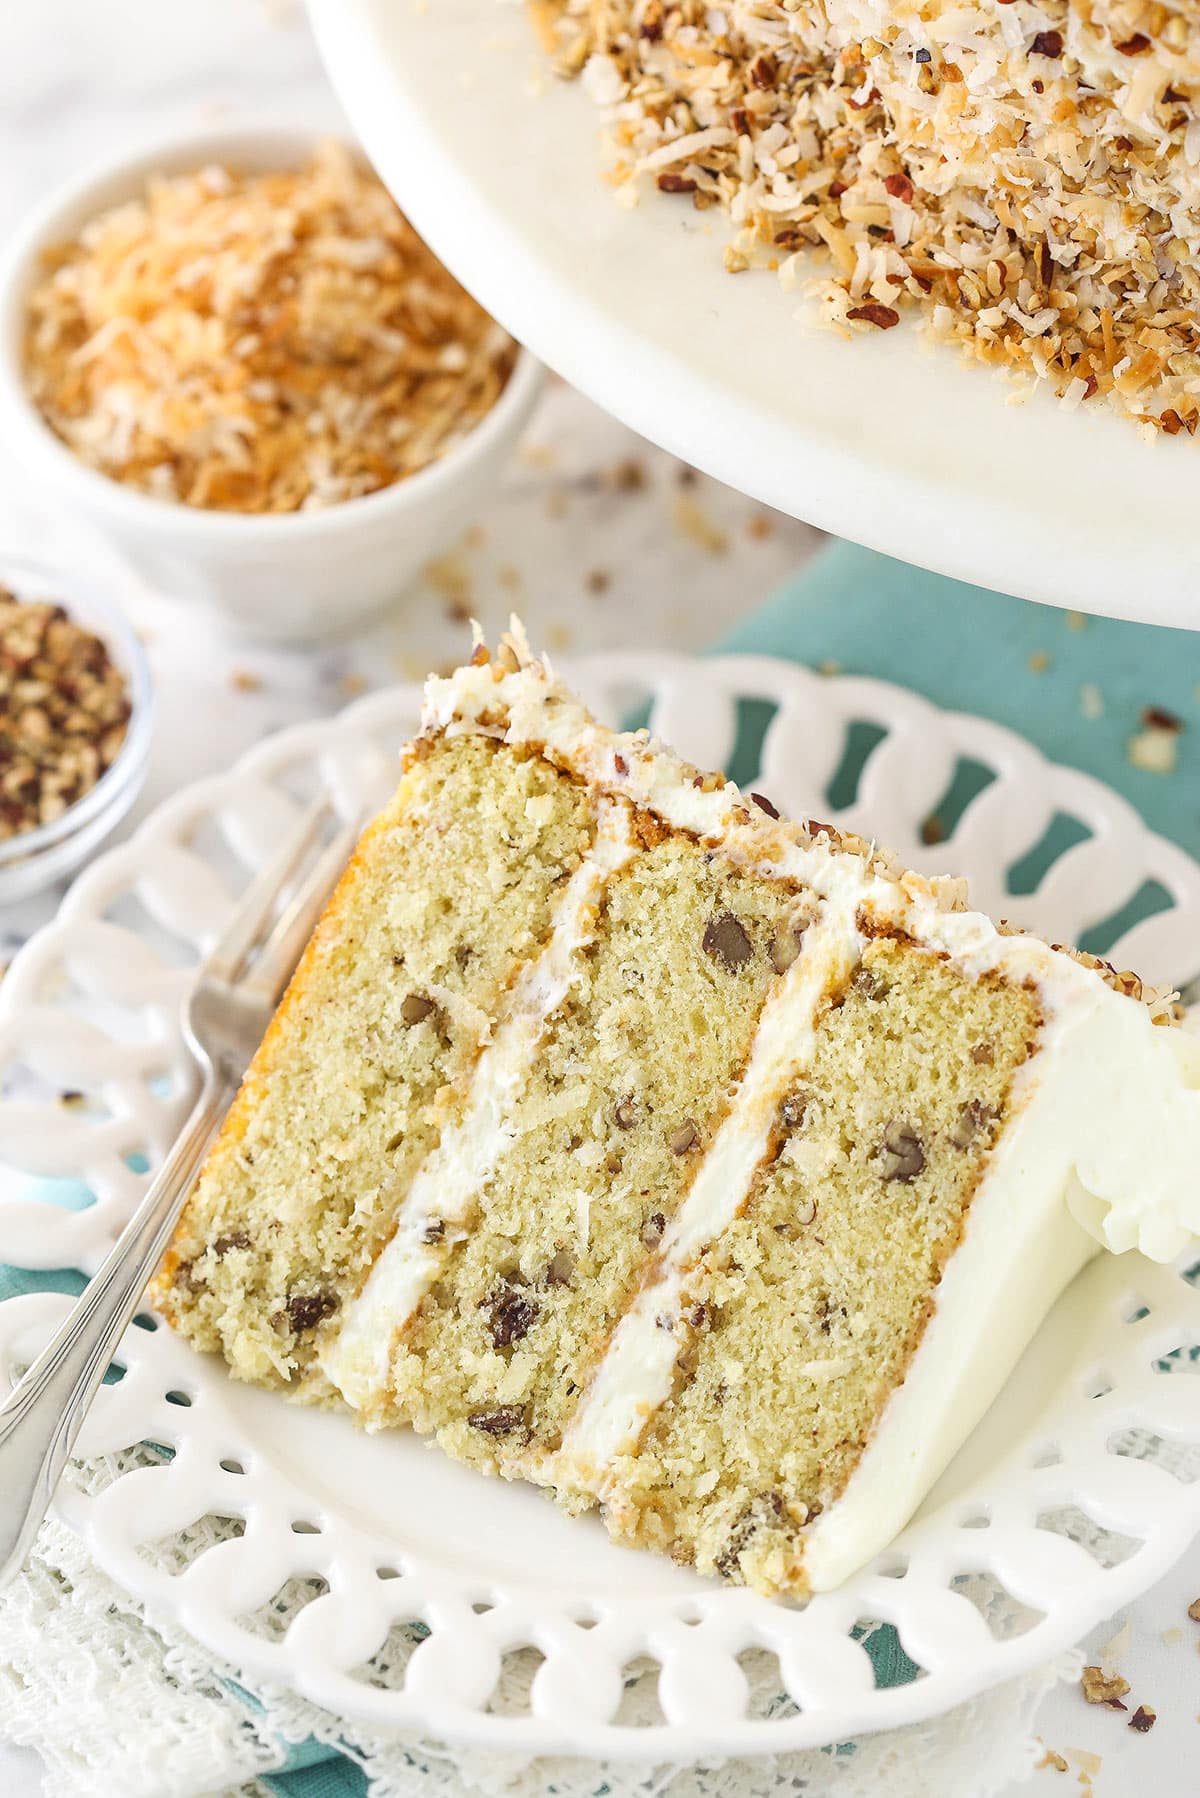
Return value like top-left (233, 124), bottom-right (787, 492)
top-left (614, 1095), bottom-right (637, 1129)
top-left (468, 1406), bottom-right (528, 1437)
top-left (670, 1119), bottom-right (700, 1154)
top-left (485, 1277), bottom-right (539, 1350)
top-left (951, 1099), bottom-right (997, 1150)
top-left (213, 1231), bottom-right (251, 1256)
top-left (286, 1291), bottom-right (339, 1333)
top-left (769, 925), bottom-right (805, 973)
top-left (400, 992), bottom-right (437, 1026)
top-left (878, 1119), bottom-right (926, 1183)
top-left (703, 912), bottom-right (753, 971)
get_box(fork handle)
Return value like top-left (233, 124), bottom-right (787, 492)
top-left (0, 1072), bottom-right (232, 1590)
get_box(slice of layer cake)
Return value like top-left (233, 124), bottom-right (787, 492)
top-left (152, 630), bottom-right (1200, 1595)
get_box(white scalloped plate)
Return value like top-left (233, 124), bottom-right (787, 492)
top-left (2, 653), bottom-right (1200, 1760)
top-left (307, 0), bottom-right (1200, 628)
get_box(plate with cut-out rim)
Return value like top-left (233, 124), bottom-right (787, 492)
top-left (0, 651), bottom-right (1199, 1760)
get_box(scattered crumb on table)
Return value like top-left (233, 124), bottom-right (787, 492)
top-left (423, 552), bottom-right (472, 607)
top-left (1128, 723), bottom-right (1180, 775)
top-left (519, 443), bottom-right (559, 471)
top-left (1081, 1665), bottom-right (1129, 1709)
top-left (672, 494), bottom-right (728, 554)
top-left (609, 457), bottom-right (646, 492)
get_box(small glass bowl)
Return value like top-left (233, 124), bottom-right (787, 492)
top-left (0, 549), bottom-right (153, 904)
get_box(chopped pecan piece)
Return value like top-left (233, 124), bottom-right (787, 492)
top-left (545, 1247), bottom-right (576, 1285)
top-left (769, 926), bottom-right (806, 974)
top-left (670, 1119), bottom-right (700, 1154)
top-left (1081, 1665), bottom-right (1129, 1708)
top-left (703, 912), bottom-right (753, 970)
top-left (286, 1291), bottom-right (339, 1333)
top-left (400, 992), bottom-right (437, 1025)
top-left (468, 1406), bottom-right (527, 1437)
top-left (779, 1092), bottom-right (807, 1130)
top-left (879, 1119), bottom-right (926, 1183)
top-left (846, 302), bottom-right (900, 329)
top-left (485, 1277), bottom-right (539, 1350)
top-left (213, 1231), bottom-right (252, 1257)
top-left (951, 1099), bottom-right (997, 1150)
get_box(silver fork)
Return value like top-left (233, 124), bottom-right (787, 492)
top-left (0, 793), bottom-right (362, 1590)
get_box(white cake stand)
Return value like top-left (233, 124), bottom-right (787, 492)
top-left (307, 0), bottom-right (1200, 630)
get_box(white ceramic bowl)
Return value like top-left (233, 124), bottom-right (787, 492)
top-left (0, 126), bottom-right (543, 644)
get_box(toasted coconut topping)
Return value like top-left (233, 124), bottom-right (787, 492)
top-left (23, 140), bottom-right (517, 512)
top-left (539, 1), bottom-right (1200, 433)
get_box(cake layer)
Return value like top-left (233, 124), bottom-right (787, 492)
top-left (590, 936), bottom-right (1042, 1590)
top-left (152, 734), bottom-right (595, 1385)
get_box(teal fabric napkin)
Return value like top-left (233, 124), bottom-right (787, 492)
top-left (2, 541), bottom-right (1196, 1796)
top-left (722, 539), bottom-right (1199, 866)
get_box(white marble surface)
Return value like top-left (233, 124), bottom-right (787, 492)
top-left (0, 4), bottom-right (1195, 1795)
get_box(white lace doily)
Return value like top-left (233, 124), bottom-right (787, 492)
top-left (1, 654), bottom-right (1199, 1791)
top-left (0, 1469), bottom-right (1079, 1798)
